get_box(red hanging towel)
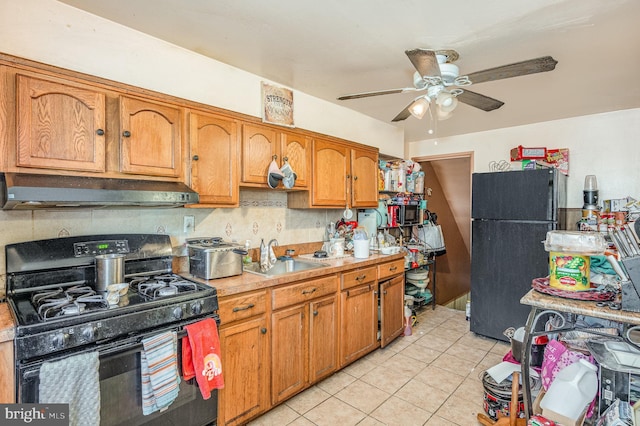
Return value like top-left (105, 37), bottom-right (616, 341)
top-left (182, 318), bottom-right (224, 399)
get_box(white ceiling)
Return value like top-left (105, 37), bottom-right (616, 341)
top-left (58, 0), bottom-right (640, 143)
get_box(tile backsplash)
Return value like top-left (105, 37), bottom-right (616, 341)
top-left (0, 189), bottom-right (346, 297)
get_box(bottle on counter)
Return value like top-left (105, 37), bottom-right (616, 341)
top-left (242, 240), bottom-right (252, 265)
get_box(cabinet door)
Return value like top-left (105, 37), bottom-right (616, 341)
top-left (120, 95), bottom-right (182, 178)
top-left (188, 112), bottom-right (239, 206)
top-left (380, 275), bottom-right (405, 347)
top-left (16, 74), bottom-right (106, 172)
top-left (350, 148), bottom-right (379, 208)
top-left (340, 283), bottom-right (377, 366)
top-left (309, 295), bottom-right (338, 383)
top-left (241, 123), bottom-right (277, 185)
top-left (280, 131), bottom-right (311, 188)
top-left (218, 316), bottom-right (270, 426)
top-left (312, 139), bottom-right (349, 207)
top-left (271, 304), bottom-right (308, 404)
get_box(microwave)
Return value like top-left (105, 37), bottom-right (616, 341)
top-left (388, 204), bottom-right (421, 226)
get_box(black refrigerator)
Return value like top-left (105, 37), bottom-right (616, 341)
top-left (470, 168), bottom-right (567, 341)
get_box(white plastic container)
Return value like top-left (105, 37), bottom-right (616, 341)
top-left (353, 240), bottom-right (370, 258)
top-left (544, 230), bottom-right (606, 255)
top-left (539, 359), bottom-right (598, 421)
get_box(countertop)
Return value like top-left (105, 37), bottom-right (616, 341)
top-left (181, 252), bottom-right (407, 298)
top-left (0, 252), bottom-right (407, 339)
top-left (521, 288), bottom-right (640, 326)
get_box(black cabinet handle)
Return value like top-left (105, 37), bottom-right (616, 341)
top-left (353, 176), bottom-right (358, 181)
top-left (232, 303), bottom-right (255, 312)
top-left (192, 155), bottom-right (199, 161)
top-left (302, 288), bottom-right (317, 295)
top-left (96, 129), bottom-right (105, 136)
top-left (260, 327), bottom-right (267, 334)
top-left (122, 130), bottom-right (131, 138)
top-left (313, 310), bottom-right (318, 316)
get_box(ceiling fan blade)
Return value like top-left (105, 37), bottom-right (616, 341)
top-left (457, 90), bottom-right (504, 111)
top-left (337, 87), bottom-right (420, 100)
top-left (391, 103), bottom-right (413, 122)
top-left (405, 49), bottom-right (441, 78)
top-left (466, 56), bottom-right (558, 85)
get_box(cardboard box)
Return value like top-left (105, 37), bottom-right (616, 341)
top-left (533, 389), bottom-right (587, 426)
top-left (604, 199), bottom-right (630, 213)
top-left (510, 145), bottom-right (547, 161)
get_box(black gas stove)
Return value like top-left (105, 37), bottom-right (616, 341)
top-left (6, 234), bottom-right (219, 361)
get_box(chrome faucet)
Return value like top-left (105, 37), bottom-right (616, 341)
top-left (267, 239), bottom-right (279, 267)
top-left (259, 238), bottom-right (279, 271)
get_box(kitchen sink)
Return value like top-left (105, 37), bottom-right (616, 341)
top-left (244, 258), bottom-right (329, 277)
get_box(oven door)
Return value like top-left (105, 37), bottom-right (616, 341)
top-left (17, 318), bottom-right (219, 426)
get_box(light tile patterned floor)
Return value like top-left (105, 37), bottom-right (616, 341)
top-left (248, 305), bottom-right (509, 426)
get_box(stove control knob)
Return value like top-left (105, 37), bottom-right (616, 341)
top-left (173, 307), bottom-right (183, 319)
top-left (52, 332), bottom-right (69, 349)
top-left (191, 302), bottom-right (203, 315)
top-left (82, 326), bottom-right (96, 341)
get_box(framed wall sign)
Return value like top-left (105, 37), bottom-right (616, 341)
top-left (261, 82), bottom-right (294, 127)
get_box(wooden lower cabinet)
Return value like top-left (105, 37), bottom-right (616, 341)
top-left (218, 290), bottom-right (270, 426)
top-left (218, 260), bottom-right (406, 424)
top-left (379, 275), bottom-right (405, 347)
top-left (309, 295), bottom-right (338, 382)
top-left (271, 304), bottom-right (307, 404)
top-left (271, 278), bottom-right (338, 405)
top-left (339, 282), bottom-right (378, 366)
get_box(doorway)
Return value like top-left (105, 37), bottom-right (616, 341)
top-left (412, 152), bottom-right (473, 307)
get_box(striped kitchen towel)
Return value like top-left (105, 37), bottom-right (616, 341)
top-left (140, 330), bottom-right (180, 415)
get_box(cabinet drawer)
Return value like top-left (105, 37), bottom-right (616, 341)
top-left (219, 290), bottom-right (267, 325)
top-left (272, 275), bottom-right (337, 310)
top-left (377, 259), bottom-right (405, 280)
top-left (341, 266), bottom-right (377, 290)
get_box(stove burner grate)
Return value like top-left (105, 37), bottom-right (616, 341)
top-left (31, 285), bottom-right (108, 320)
top-left (131, 274), bottom-right (199, 299)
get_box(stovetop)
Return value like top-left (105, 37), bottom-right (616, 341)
top-left (6, 234), bottom-right (220, 361)
top-left (11, 273), bottom-right (215, 328)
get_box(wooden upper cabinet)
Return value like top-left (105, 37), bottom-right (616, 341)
top-left (311, 138), bottom-right (350, 207)
top-left (280, 131), bottom-right (310, 188)
top-left (119, 95), bottom-right (182, 178)
top-left (289, 138), bottom-right (378, 209)
top-left (15, 74), bottom-right (106, 173)
top-left (350, 147), bottom-right (379, 208)
top-left (241, 123), bottom-right (278, 185)
top-left (188, 111), bottom-right (239, 207)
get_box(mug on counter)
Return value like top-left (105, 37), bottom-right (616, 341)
top-left (328, 238), bottom-right (345, 257)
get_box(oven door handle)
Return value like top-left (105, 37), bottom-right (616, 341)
top-left (21, 328), bottom-right (190, 381)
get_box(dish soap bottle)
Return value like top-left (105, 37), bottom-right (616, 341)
top-left (242, 240), bottom-right (252, 265)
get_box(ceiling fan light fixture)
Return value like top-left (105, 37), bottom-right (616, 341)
top-left (436, 107), bottom-right (454, 120)
top-left (436, 91), bottom-right (459, 113)
top-left (408, 97), bottom-right (430, 119)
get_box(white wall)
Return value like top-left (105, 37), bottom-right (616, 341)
top-left (0, 0), bottom-right (404, 157)
top-left (408, 108), bottom-right (640, 208)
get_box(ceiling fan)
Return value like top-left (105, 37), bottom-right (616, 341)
top-left (337, 49), bottom-right (558, 122)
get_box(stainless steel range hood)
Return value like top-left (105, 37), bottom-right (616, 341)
top-left (0, 173), bottom-right (199, 209)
